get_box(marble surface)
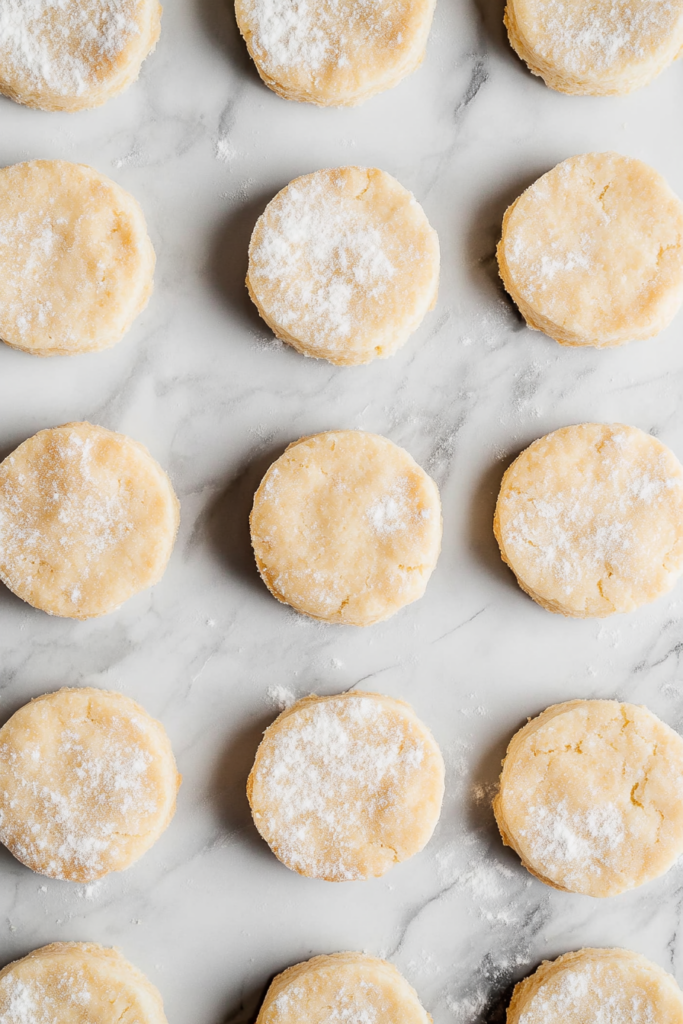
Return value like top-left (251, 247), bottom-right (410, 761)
top-left (1, 2), bottom-right (683, 1022)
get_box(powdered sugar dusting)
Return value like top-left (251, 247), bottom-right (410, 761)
top-left (250, 172), bottom-right (396, 351)
top-left (0, 701), bottom-right (160, 881)
top-left (519, 960), bottom-right (657, 1024)
top-left (251, 696), bottom-right (430, 880)
top-left (0, 0), bottom-right (141, 99)
top-left (499, 425), bottom-right (683, 603)
top-left (520, 800), bottom-right (625, 884)
top-left (367, 477), bottom-right (430, 536)
top-left (0, 963), bottom-right (96, 1023)
top-left (0, 426), bottom-right (135, 610)
top-left (525, 0), bottom-right (683, 78)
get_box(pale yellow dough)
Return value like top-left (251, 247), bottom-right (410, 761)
top-left (250, 430), bottom-right (442, 626)
top-left (494, 700), bottom-right (683, 897)
top-left (497, 153), bottom-right (683, 349)
top-left (247, 167), bottom-right (440, 366)
top-left (494, 423), bottom-right (683, 617)
top-left (0, 0), bottom-right (162, 112)
top-left (0, 943), bottom-right (168, 1024)
top-left (257, 953), bottom-right (432, 1024)
top-left (248, 691), bottom-right (445, 881)
top-left (234, 0), bottom-right (435, 105)
top-left (0, 422), bottom-right (180, 619)
top-left (505, 0), bottom-right (683, 95)
top-left (0, 688), bottom-right (180, 882)
top-left (0, 161), bottom-right (155, 356)
top-left (507, 948), bottom-right (683, 1024)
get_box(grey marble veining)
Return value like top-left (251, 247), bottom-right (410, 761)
top-left (1, 0), bottom-right (683, 1021)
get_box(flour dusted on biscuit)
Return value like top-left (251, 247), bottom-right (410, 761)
top-left (0, 689), bottom-right (180, 882)
top-left (498, 154), bottom-right (683, 349)
top-left (0, 422), bottom-right (179, 619)
top-left (250, 430), bottom-right (442, 625)
top-left (258, 954), bottom-right (431, 1024)
top-left (247, 168), bottom-right (439, 365)
top-left (235, 0), bottom-right (436, 105)
top-left (0, 943), bottom-right (169, 1024)
top-left (0, 161), bottom-right (155, 356)
top-left (248, 692), bottom-right (444, 880)
top-left (494, 423), bottom-right (683, 617)
top-left (494, 700), bottom-right (683, 897)
top-left (0, 0), bottom-right (162, 111)
top-left (508, 949), bottom-right (683, 1024)
top-left (505, 0), bottom-right (683, 94)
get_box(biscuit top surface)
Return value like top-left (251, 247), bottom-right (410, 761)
top-left (0, 0), bottom-right (146, 99)
top-left (496, 700), bottom-right (683, 896)
top-left (495, 423), bottom-right (683, 616)
top-left (509, 948), bottom-right (683, 1024)
top-left (510, 0), bottom-right (683, 81)
top-left (249, 693), bottom-right (444, 880)
top-left (500, 153), bottom-right (683, 343)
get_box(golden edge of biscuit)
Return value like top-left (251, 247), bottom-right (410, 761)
top-left (503, 3), bottom-right (681, 95)
top-left (0, 3), bottom-right (162, 113)
top-left (507, 948), bottom-right (683, 1023)
top-left (247, 692), bottom-right (445, 881)
top-left (0, 422), bottom-right (180, 620)
top-left (0, 687), bottom-right (182, 882)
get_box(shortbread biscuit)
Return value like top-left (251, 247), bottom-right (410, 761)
top-left (508, 948), bottom-right (683, 1024)
top-left (250, 430), bottom-right (442, 625)
top-left (494, 423), bottom-right (683, 617)
top-left (248, 691), bottom-right (444, 880)
top-left (0, 422), bottom-right (179, 619)
top-left (0, 688), bottom-right (180, 882)
top-left (505, 0), bottom-right (683, 95)
top-left (497, 153), bottom-right (683, 348)
top-left (0, 161), bottom-right (155, 356)
top-left (257, 953), bottom-right (431, 1024)
top-left (234, 0), bottom-right (435, 105)
top-left (247, 167), bottom-right (439, 366)
top-left (0, 943), bottom-right (168, 1023)
top-left (0, 0), bottom-right (162, 112)
top-left (494, 700), bottom-right (683, 897)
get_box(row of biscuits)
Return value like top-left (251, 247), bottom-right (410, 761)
top-left (3, 942), bottom-right (682, 1024)
top-left (2, 420), bottom-right (683, 622)
top-left (1, 686), bottom-right (683, 1019)
top-left (1, 0), bottom-right (682, 113)
top-left (2, 155), bottom-right (682, 361)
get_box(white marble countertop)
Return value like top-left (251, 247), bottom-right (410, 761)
top-left (1, 2), bottom-right (683, 1022)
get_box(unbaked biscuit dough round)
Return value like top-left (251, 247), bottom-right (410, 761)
top-left (250, 430), bottom-right (442, 626)
top-left (0, 688), bottom-right (181, 882)
top-left (505, 0), bottom-right (683, 95)
top-left (0, 161), bottom-right (155, 356)
top-left (257, 953), bottom-right (431, 1024)
top-left (494, 700), bottom-right (683, 897)
top-left (497, 153), bottom-right (683, 349)
top-left (0, 422), bottom-right (180, 619)
top-left (0, 942), bottom-right (168, 1024)
top-left (507, 948), bottom-right (683, 1024)
top-left (494, 423), bottom-right (683, 617)
top-left (0, 0), bottom-right (162, 112)
top-left (235, 0), bottom-right (435, 106)
top-left (247, 167), bottom-right (440, 366)
top-left (248, 691), bottom-right (445, 881)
